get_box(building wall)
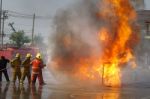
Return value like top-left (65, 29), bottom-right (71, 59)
top-left (136, 10), bottom-right (150, 67)
top-left (131, 0), bottom-right (145, 10)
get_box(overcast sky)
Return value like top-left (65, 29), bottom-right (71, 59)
top-left (3, 0), bottom-right (75, 40)
top-left (2, 0), bottom-right (150, 42)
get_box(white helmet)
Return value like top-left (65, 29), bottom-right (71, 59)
top-left (26, 53), bottom-right (32, 58)
top-left (15, 53), bottom-right (21, 58)
top-left (36, 53), bottom-right (42, 59)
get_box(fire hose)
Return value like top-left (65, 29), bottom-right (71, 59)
top-left (0, 67), bottom-right (9, 72)
top-left (0, 66), bottom-right (46, 72)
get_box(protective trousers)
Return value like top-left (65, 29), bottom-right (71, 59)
top-left (20, 71), bottom-right (31, 84)
top-left (0, 69), bottom-right (9, 82)
top-left (12, 69), bottom-right (21, 83)
top-left (31, 73), bottom-right (43, 85)
top-left (39, 69), bottom-right (44, 83)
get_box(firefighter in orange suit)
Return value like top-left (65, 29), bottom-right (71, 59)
top-left (31, 53), bottom-right (45, 85)
top-left (20, 53), bottom-right (32, 85)
top-left (11, 53), bottom-right (22, 84)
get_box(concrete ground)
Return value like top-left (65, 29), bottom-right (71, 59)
top-left (0, 68), bottom-right (150, 99)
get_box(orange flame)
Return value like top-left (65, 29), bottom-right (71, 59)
top-left (51, 0), bottom-right (139, 87)
top-left (75, 0), bottom-right (138, 87)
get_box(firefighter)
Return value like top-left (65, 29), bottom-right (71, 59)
top-left (0, 56), bottom-right (10, 82)
top-left (31, 53), bottom-right (46, 85)
top-left (20, 53), bottom-right (32, 85)
top-left (11, 53), bottom-right (22, 84)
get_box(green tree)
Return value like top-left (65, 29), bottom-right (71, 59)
top-left (9, 30), bottom-right (31, 48)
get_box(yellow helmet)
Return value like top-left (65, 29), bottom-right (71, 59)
top-left (36, 53), bottom-right (42, 59)
top-left (26, 53), bottom-right (32, 58)
top-left (15, 53), bottom-right (21, 58)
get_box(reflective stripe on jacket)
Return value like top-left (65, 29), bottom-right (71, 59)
top-left (22, 58), bottom-right (31, 72)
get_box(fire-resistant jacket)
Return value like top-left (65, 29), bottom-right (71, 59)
top-left (11, 58), bottom-right (21, 72)
top-left (22, 58), bottom-right (31, 72)
top-left (31, 58), bottom-right (44, 74)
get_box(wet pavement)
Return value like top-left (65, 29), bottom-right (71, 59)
top-left (0, 69), bottom-right (150, 99)
top-left (1, 82), bottom-right (150, 99)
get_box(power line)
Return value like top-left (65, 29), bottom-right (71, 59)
top-left (8, 14), bottom-right (52, 20)
top-left (8, 10), bottom-right (33, 16)
top-left (7, 14), bottom-right (33, 19)
top-left (7, 10), bottom-right (52, 20)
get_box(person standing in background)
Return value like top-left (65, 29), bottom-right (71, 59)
top-left (0, 56), bottom-right (10, 82)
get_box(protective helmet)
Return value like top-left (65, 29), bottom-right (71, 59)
top-left (36, 53), bottom-right (42, 59)
top-left (15, 53), bottom-right (21, 58)
top-left (26, 53), bottom-right (32, 58)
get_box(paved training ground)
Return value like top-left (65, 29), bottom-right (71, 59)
top-left (0, 69), bottom-right (150, 99)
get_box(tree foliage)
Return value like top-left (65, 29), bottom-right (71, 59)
top-left (9, 30), bottom-right (31, 48)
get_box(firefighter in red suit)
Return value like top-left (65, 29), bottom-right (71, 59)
top-left (31, 53), bottom-right (46, 85)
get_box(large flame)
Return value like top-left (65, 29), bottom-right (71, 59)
top-left (51, 0), bottom-right (139, 87)
top-left (75, 0), bottom-right (138, 87)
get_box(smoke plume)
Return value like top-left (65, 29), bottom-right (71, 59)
top-left (48, 0), bottom-right (139, 85)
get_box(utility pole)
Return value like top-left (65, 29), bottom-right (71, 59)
top-left (1, 10), bottom-right (8, 49)
top-left (0, 0), bottom-right (2, 49)
top-left (32, 13), bottom-right (35, 45)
